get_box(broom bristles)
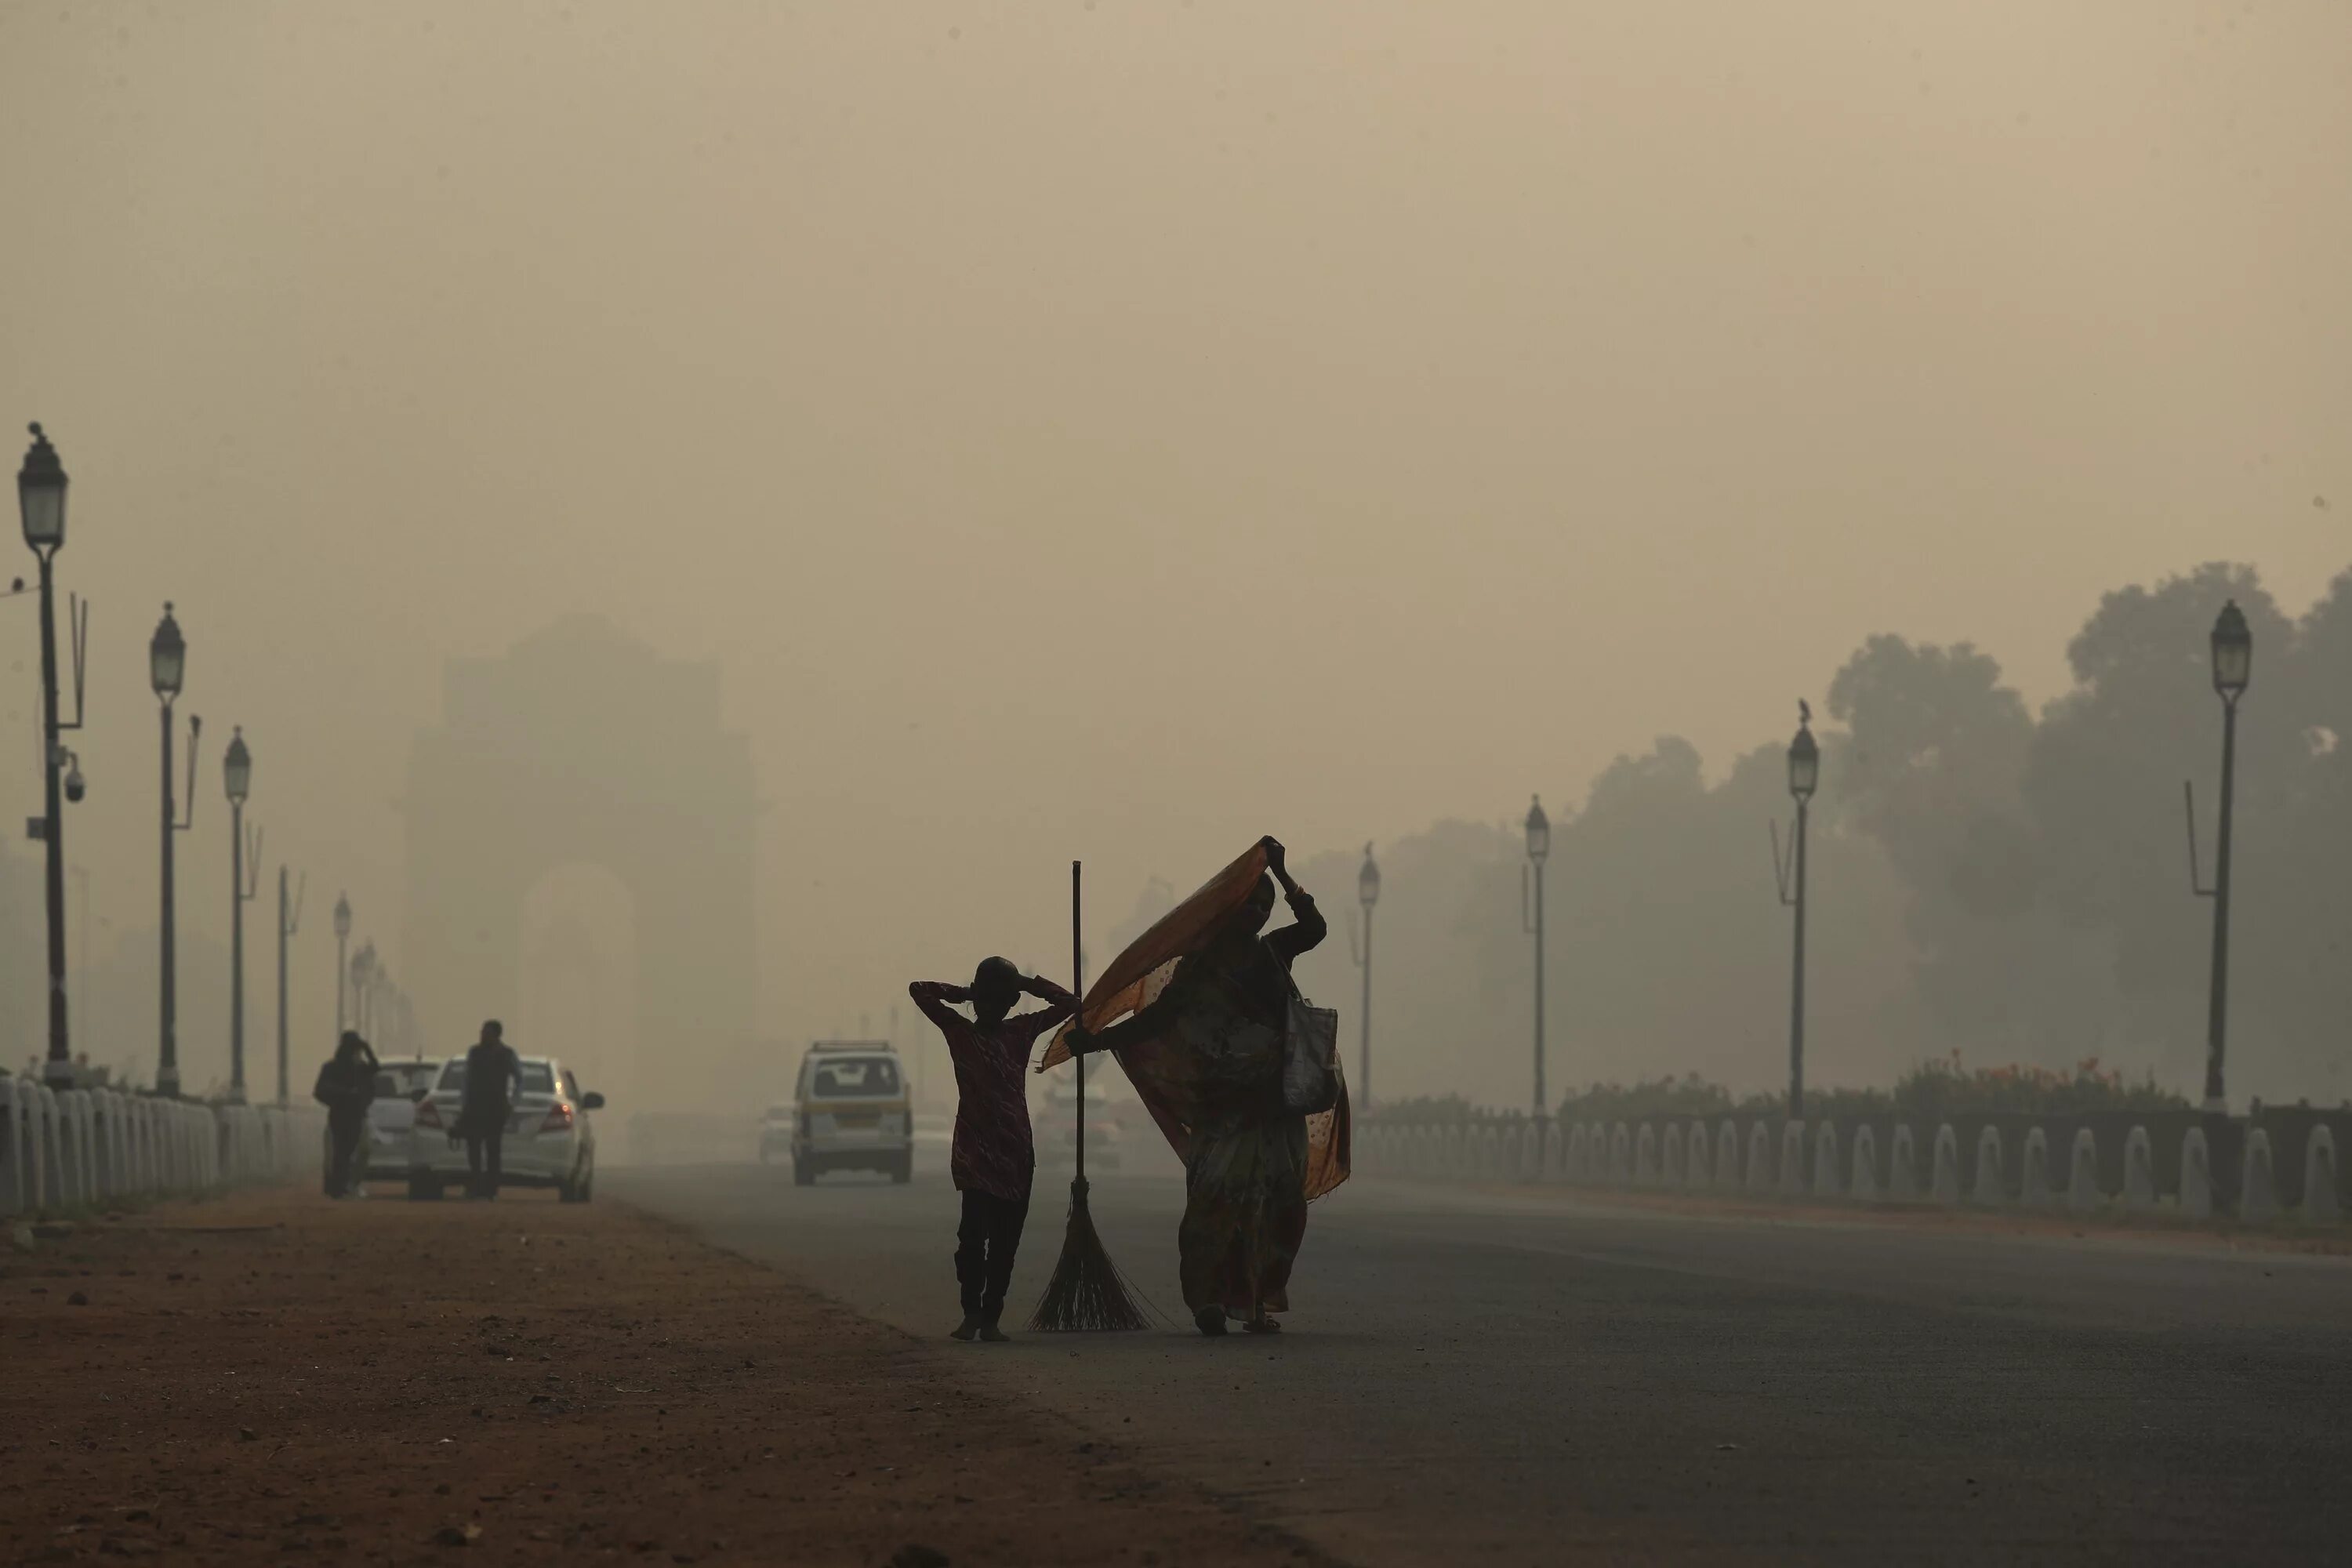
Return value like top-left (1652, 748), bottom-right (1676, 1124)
top-left (1028, 1178), bottom-right (1152, 1332)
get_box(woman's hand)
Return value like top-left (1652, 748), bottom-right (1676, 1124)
top-left (1261, 835), bottom-right (1297, 891)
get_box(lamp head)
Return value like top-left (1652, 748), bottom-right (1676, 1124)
top-left (150, 602), bottom-right (186, 699)
top-left (1788, 717), bottom-right (1820, 801)
top-left (223, 726), bottom-right (251, 804)
top-left (2211, 599), bottom-right (2252, 699)
top-left (17, 423), bottom-right (66, 551)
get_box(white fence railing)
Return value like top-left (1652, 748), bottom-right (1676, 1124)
top-left (1352, 1111), bottom-right (2348, 1225)
top-left (0, 1078), bottom-right (325, 1216)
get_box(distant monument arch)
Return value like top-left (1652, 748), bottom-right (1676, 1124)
top-left (401, 615), bottom-right (757, 1115)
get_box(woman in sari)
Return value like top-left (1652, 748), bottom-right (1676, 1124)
top-left (1067, 837), bottom-right (1326, 1336)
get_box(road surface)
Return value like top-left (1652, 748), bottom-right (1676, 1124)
top-left (611, 1162), bottom-right (2352, 1565)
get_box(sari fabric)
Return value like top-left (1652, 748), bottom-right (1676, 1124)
top-left (1040, 844), bottom-right (1351, 1317)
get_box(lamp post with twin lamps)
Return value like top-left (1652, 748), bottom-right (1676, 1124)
top-left (19, 424), bottom-right (88, 1086)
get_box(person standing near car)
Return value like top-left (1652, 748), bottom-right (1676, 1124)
top-left (908, 958), bottom-right (1076, 1342)
top-left (457, 1020), bottom-right (524, 1200)
top-left (312, 1031), bottom-right (379, 1199)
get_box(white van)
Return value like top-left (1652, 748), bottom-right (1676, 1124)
top-left (790, 1040), bottom-right (912, 1185)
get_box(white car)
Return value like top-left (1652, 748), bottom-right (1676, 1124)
top-left (790, 1040), bottom-right (912, 1185)
top-left (405, 1054), bottom-right (604, 1202)
top-left (332, 1058), bottom-right (442, 1192)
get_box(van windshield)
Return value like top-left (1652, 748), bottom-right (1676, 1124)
top-left (808, 1058), bottom-right (899, 1098)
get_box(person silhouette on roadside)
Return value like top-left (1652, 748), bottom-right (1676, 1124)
top-left (457, 1021), bottom-right (524, 1200)
top-left (909, 958), bottom-right (1076, 1341)
top-left (313, 1031), bottom-right (380, 1198)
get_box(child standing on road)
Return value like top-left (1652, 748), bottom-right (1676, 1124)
top-left (908, 958), bottom-right (1077, 1341)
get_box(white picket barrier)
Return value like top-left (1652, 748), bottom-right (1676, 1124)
top-left (33, 1086), bottom-right (61, 1212)
top-left (2180, 1127), bottom-right (2213, 1221)
top-left (1931, 1124), bottom-right (1962, 1205)
top-left (2306, 1127), bottom-right (2340, 1223)
top-left (2067, 1128), bottom-right (2101, 1214)
top-left (2021, 1127), bottom-right (2054, 1209)
top-left (1686, 1119), bottom-right (1713, 1189)
top-left (1889, 1124), bottom-right (1919, 1201)
top-left (1851, 1124), bottom-right (1880, 1202)
top-left (0, 1079), bottom-right (29, 1214)
top-left (58, 1090), bottom-right (93, 1209)
top-left (1811, 1123), bottom-right (1840, 1200)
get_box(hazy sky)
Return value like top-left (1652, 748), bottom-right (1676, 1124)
top-left (2, 3), bottom-right (2345, 1085)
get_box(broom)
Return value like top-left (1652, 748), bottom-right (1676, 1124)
top-left (1029, 859), bottom-right (1151, 1333)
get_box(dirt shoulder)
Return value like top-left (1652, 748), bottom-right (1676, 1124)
top-left (0, 1189), bottom-right (1338, 1568)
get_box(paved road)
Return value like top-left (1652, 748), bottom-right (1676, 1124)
top-left (610, 1162), bottom-right (2352, 1565)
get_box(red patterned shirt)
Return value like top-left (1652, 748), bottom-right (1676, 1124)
top-left (909, 980), bottom-right (1076, 1201)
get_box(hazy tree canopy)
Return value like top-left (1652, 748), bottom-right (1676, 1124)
top-left (1273, 561), bottom-right (2352, 1111)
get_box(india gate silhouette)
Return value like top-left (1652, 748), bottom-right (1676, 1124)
top-left (401, 616), bottom-right (758, 1119)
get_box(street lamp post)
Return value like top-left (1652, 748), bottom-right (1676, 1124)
top-left (223, 728), bottom-right (259, 1104)
top-left (2198, 601), bottom-right (2252, 1112)
top-left (276, 866), bottom-right (304, 1105)
top-left (1352, 844), bottom-right (1380, 1108)
top-left (151, 604), bottom-right (199, 1098)
top-left (350, 942), bottom-right (377, 1036)
top-left (332, 894), bottom-right (352, 1035)
top-left (1773, 708), bottom-right (1820, 1120)
top-left (1523, 797), bottom-right (1551, 1143)
top-left (20, 424), bottom-right (85, 1087)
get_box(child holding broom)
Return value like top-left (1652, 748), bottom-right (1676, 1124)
top-left (909, 958), bottom-right (1077, 1341)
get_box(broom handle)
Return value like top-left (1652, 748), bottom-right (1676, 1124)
top-left (1072, 859), bottom-right (1085, 1185)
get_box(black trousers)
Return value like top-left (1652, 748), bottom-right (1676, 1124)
top-left (326, 1111), bottom-right (366, 1197)
top-left (465, 1126), bottom-right (505, 1196)
top-left (955, 1187), bottom-right (1030, 1319)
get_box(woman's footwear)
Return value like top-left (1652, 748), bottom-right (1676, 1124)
top-left (1243, 1315), bottom-right (1283, 1334)
top-left (1194, 1305), bottom-right (1229, 1337)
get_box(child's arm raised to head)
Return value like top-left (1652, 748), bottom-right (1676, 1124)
top-left (908, 980), bottom-right (974, 1037)
top-left (1011, 973), bottom-right (1078, 1041)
